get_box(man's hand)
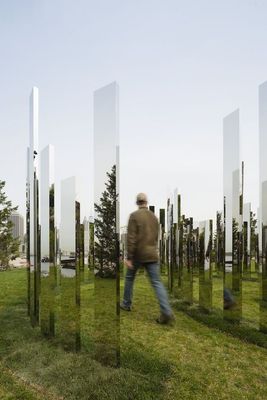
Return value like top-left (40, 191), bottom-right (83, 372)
top-left (125, 259), bottom-right (133, 269)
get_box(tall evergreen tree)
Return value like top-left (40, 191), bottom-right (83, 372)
top-left (0, 180), bottom-right (20, 269)
top-left (94, 165), bottom-right (117, 278)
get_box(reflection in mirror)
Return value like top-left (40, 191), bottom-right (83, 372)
top-left (89, 219), bottom-right (94, 271)
top-left (26, 147), bottom-right (30, 316)
top-left (94, 164), bottom-right (120, 366)
top-left (243, 203), bottom-right (251, 278)
top-left (83, 217), bottom-right (89, 282)
top-left (80, 223), bottom-right (85, 283)
top-left (182, 217), bottom-right (193, 304)
top-left (159, 208), bottom-right (166, 276)
top-left (173, 193), bottom-right (180, 298)
top-left (260, 181), bottom-right (267, 332)
top-left (177, 203), bottom-right (184, 300)
top-left (149, 205), bottom-right (155, 213)
top-left (171, 191), bottom-right (178, 297)
top-left (59, 177), bottom-right (81, 350)
top-left (261, 224), bottom-right (267, 332)
top-left (199, 220), bottom-right (212, 311)
top-left (215, 211), bottom-right (224, 273)
top-left (166, 199), bottom-right (171, 290)
top-left (169, 204), bottom-right (174, 292)
top-left (250, 211), bottom-right (259, 274)
top-left (172, 220), bottom-right (178, 296)
top-left (224, 208), bottom-right (242, 321)
top-left (40, 145), bottom-right (55, 337)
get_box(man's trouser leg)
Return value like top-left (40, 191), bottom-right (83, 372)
top-left (224, 288), bottom-right (235, 304)
top-left (122, 264), bottom-right (138, 308)
top-left (145, 262), bottom-right (172, 316)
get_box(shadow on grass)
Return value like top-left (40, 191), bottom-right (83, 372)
top-left (173, 299), bottom-right (267, 349)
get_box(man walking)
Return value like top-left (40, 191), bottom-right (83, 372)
top-left (120, 193), bottom-right (174, 324)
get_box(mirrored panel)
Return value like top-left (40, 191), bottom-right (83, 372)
top-left (223, 110), bottom-right (242, 321)
top-left (93, 82), bottom-right (120, 367)
top-left (26, 147), bottom-right (30, 316)
top-left (28, 87), bottom-right (40, 326)
top-left (83, 217), bottom-right (89, 282)
top-left (199, 220), bottom-right (212, 311)
top-left (166, 199), bottom-right (171, 290)
top-left (80, 223), bottom-right (85, 283)
top-left (172, 191), bottom-right (179, 298)
top-left (182, 217), bottom-right (193, 304)
top-left (259, 82), bottom-right (267, 256)
top-left (259, 83), bottom-right (267, 332)
top-left (169, 203), bottom-right (174, 291)
top-left (243, 203), bottom-right (251, 278)
top-left (260, 181), bottom-right (267, 332)
top-left (59, 177), bottom-right (80, 350)
top-left (159, 208), bottom-right (166, 275)
top-left (40, 145), bottom-right (56, 336)
top-left (149, 205), bottom-right (155, 213)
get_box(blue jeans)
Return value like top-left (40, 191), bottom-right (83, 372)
top-left (122, 261), bottom-right (172, 316)
top-left (224, 288), bottom-right (235, 303)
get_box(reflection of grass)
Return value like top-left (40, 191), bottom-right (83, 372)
top-left (56, 274), bottom-right (80, 351)
top-left (170, 266), bottom-right (264, 346)
top-left (1, 269), bottom-right (267, 399)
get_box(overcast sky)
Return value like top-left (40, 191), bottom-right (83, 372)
top-left (1, 0), bottom-right (267, 227)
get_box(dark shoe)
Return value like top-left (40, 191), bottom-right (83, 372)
top-left (156, 313), bottom-right (175, 325)
top-left (120, 302), bottom-right (132, 311)
top-left (224, 299), bottom-right (236, 310)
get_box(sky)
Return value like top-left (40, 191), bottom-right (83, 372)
top-left (1, 0), bottom-right (267, 228)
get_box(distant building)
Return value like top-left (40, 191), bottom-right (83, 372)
top-left (10, 212), bottom-right (25, 253)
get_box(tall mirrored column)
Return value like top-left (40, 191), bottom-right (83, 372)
top-left (159, 208), bottom-right (166, 275)
top-left (26, 147), bottom-right (30, 316)
top-left (93, 82), bottom-right (120, 367)
top-left (182, 217), bottom-right (193, 304)
top-left (172, 190), bottom-right (179, 298)
top-left (223, 110), bottom-right (242, 321)
top-left (40, 145), bottom-right (56, 336)
top-left (177, 199), bottom-right (184, 300)
top-left (260, 181), bottom-right (267, 331)
top-left (259, 82), bottom-right (267, 331)
top-left (88, 217), bottom-right (94, 269)
top-left (59, 177), bottom-right (81, 350)
top-left (215, 211), bottom-right (224, 273)
top-left (199, 220), bottom-right (212, 311)
top-left (28, 87), bottom-right (40, 326)
top-left (166, 198), bottom-right (172, 289)
top-left (243, 203), bottom-right (251, 278)
top-left (80, 223), bottom-right (85, 282)
top-left (83, 217), bottom-right (89, 282)
top-left (169, 203), bottom-right (174, 291)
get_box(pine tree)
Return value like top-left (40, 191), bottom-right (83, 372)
top-left (94, 165), bottom-right (117, 278)
top-left (0, 180), bottom-right (20, 269)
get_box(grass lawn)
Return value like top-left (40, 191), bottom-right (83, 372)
top-left (0, 269), bottom-right (267, 399)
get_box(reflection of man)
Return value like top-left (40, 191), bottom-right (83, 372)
top-left (224, 288), bottom-right (235, 310)
top-left (205, 232), bottom-right (235, 310)
top-left (120, 193), bottom-right (174, 324)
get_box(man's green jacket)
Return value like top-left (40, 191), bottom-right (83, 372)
top-left (127, 206), bottom-right (159, 263)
